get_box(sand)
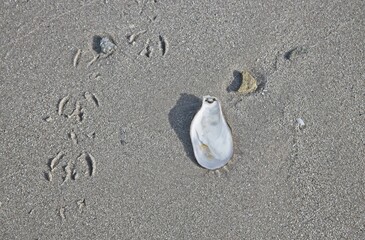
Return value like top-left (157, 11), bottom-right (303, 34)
top-left (1, 0), bottom-right (364, 239)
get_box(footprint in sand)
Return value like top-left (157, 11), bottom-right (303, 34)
top-left (43, 93), bottom-right (100, 184)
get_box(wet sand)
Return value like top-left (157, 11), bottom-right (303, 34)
top-left (1, 0), bottom-right (364, 239)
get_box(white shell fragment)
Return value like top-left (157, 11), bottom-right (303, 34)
top-left (296, 118), bottom-right (305, 129)
top-left (190, 96), bottom-right (233, 170)
top-left (100, 37), bottom-right (117, 55)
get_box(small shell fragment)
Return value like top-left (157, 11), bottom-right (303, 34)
top-left (43, 116), bottom-right (53, 122)
top-left (238, 70), bottom-right (257, 93)
top-left (190, 96), bottom-right (233, 170)
top-left (100, 37), bottom-right (117, 55)
top-left (296, 118), bottom-right (305, 129)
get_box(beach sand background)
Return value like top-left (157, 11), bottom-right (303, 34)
top-left (1, 0), bottom-right (364, 239)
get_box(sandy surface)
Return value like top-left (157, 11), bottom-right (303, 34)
top-left (1, 0), bottom-right (364, 239)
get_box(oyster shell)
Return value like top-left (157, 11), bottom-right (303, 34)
top-left (190, 96), bottom-right (233, 170)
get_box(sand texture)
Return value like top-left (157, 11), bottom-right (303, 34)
top-left (1, 0), bottom-right (364, 239)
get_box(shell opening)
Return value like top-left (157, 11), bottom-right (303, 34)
top-left (205, 97), bottom-right (216, 104)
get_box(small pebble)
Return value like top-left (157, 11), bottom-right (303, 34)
top-left (238, 70), bottom-right (258, 94)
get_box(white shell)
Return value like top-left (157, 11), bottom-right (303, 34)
top-left (296, 118), bottom-right (305, 129)
top-left (190, 96), bottom-right (233, 170)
